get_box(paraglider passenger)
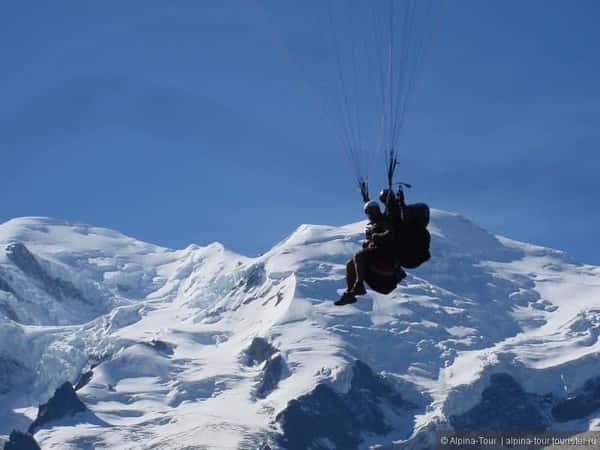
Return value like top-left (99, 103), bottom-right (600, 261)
top-left (335, 200), bottom-right (404, 306)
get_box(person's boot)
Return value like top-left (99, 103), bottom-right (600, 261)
top-left (350, 281), bottom-right (366, 296)
top-left (334, 291), bottom-right (357, 306)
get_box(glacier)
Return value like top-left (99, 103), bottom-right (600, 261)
top-left (0, 213), bottom-right (599, 449)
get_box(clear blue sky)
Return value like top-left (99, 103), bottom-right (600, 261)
top-left (1, 1), bottom-right (599, 263)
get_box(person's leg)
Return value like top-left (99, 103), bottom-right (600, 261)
top-left (335, 257), bottom-right (361, 306)
top-left (354, 251), bottom-right (367, 284)
top-left (350, 248), bottom-right (376, 295)
top-left (346, 259), bottom-right (356, 291)
top-left (335, 259), bottom-right (358, 305)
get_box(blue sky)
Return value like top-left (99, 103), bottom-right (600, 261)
top-left (1, 1), bottom-right (599, 263)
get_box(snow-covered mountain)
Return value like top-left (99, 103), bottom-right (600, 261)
top-left (1, 213), bottom-right (599, 450)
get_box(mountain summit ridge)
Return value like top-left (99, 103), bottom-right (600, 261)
top-left (1, 213), bottom-right (599, 449)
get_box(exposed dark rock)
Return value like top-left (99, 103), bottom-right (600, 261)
top-left (4, 430), bottom-right (41, 450)
top-left (6, 243), bottom-right (46, 283)
top-left (553, 376), bottom-right (600, 422)
top-left (6, 242), bottom-right (85, 303)
top-left (74, 370), bottom-right (94, 391)
top-left (143, 339), bottom-right (175, 356)
top-left (244, 264), bottom-right (266, 291)
top-left (278, 384), bottom-right (355, 450)
top-left (450, 373), bottom-right (548, 431)
top-left (245, 337), bottom-right (277, 366)
top-left (28, 382), bottom-right (88, 433)
top-left (274, 291), bottom-right (284, 306)
top-left (0, 356), bottom-right (30, 394)
top-left (276, 360), bottom-right (412, 450)
top-left (346, 360), bottom-right (407, 434)
top-left (256, 354), bottom-right (286, 399)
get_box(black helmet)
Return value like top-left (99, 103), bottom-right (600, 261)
top-left (379, 189), bottom-right (395, 204)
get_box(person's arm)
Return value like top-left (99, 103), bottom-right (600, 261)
top-left (371, 222), bottom-right (395, 246)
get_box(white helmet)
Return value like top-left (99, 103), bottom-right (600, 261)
top-left (363, 200), bottom-right (380, 214)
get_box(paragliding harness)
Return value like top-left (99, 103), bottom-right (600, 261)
top-left (393, 187), bottom-right (431, 269)
top-left (361, 154), bottom-right (431, 272)
top-left (369, 257), bottom-right (400, 278)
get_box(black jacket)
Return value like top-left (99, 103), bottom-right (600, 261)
top-left (365, 214), bottom-right (395, 248)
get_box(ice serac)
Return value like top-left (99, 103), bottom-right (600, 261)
top-left (0, 275), bottom-right (14, 294)
top-left (0, 356), bottom-right (31, 395)
top-left (1, 214), bottom-right (600, 449)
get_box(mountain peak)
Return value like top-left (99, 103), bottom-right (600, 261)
top-left (0, 214), bottom-right (598, 449)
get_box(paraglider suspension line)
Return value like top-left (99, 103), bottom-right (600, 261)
top-left (358, 178), bottom-right (370, 203)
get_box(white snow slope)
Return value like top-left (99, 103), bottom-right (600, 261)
top-left (1, 213), bottom-right (599, 449)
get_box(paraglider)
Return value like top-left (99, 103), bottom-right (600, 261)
top-left (335, 184), bottom-right (431, 305)
top-left (264, 0), bottom-right (438, 303)
top-left (335, 199), bottom-right (405, 305)
top-left (318, 0), bottom-right (437, 305)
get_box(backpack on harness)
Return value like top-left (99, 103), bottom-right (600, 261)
top-left (395, 203), bottom-right (431, 269)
